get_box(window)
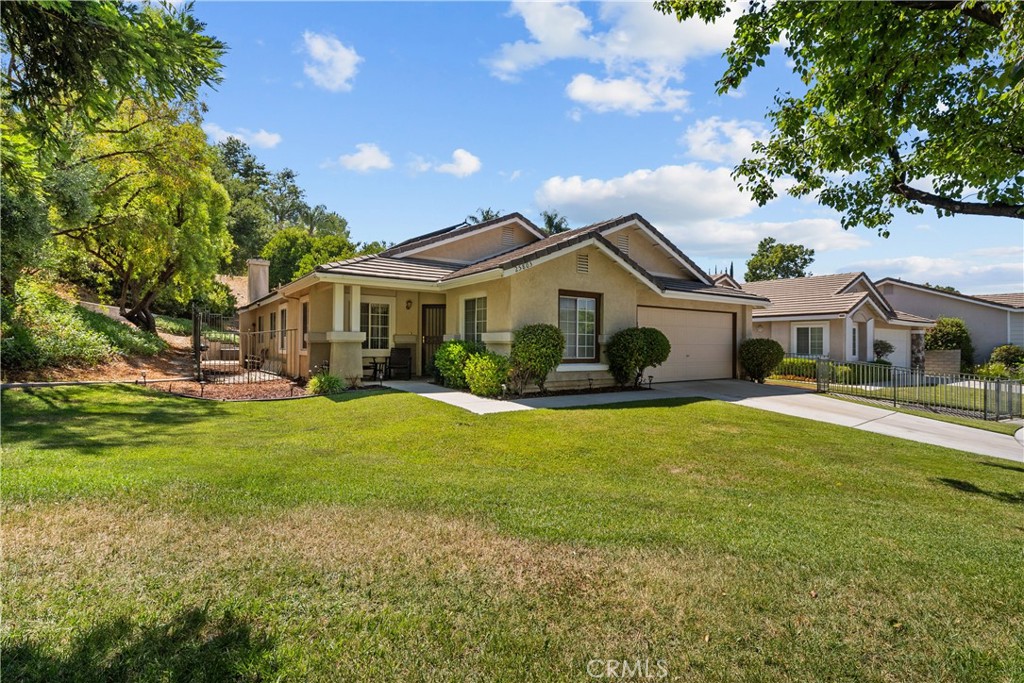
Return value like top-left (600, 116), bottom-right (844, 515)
top-left (301, 301), bottom-right (309, 350)
top-left (360, 302), bottom-right (390, 350)
top-left (269, 311), bottom-right (277, 340)
top-left (851, 326), bottom-right (858, 358)
top-left (796, 326), bottom-right (824, 356)
top-left (257, 316), bottom-right (264, 334)
top-left (559, 292), bottom-right (599, 361)
top-left (279, 309), bottom-right (287, 351)
top-left (463, 297), bottom-right (487, 343)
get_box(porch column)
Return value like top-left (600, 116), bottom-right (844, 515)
top-left (332, 284), bottom-right (345, 331)
top-left (844, 317), bottom-right (855, 361)
top-left (866, 318), bottom-right (875, 361)
top-left (349, 285), bottom-right (361, 333)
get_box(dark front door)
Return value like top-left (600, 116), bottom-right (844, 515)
top-left (421, 304), bottom-right (446, 377)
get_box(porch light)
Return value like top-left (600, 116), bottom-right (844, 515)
top-left (405, 299), bottom-right (413, 310)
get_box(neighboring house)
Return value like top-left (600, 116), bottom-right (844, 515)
top-left (237, 213), bottom-right (769, 386)
top-left (741, 273), bottom-right (934, 368)
top-left (875, 278), bottom-right (1024, 363)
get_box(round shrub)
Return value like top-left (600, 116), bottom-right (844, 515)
top-left (990, 344), bottom-right (1024, 368)
top-left (607, 327), bottom-right (671, 386)
top-left (925, 317), bottom-right (974, 370)
top-left (464, 351), bottom-right (510, 397)
top-left (433, 339), bottom-right (485, 389)
top-left (509, 323), bottom-right (565, 394)
top-left (738, 338), bottom-right (784, 383)
top-left (872, 339), bottom-right (895, 361)
top-left (307, 371), bottom-right (345, 395)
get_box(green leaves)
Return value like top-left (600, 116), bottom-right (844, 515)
top-left (743, 237), bottom-right (815, 282)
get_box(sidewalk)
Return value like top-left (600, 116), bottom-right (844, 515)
top-left (385, 379), bottom-right (1023, 462)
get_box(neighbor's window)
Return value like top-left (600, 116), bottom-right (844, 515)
top-left (796, 326), bottom-right (824, 356)
top-left (269, 311), bottom-right (277, 339)
top-left (301, 301), bottom-right (309, 350)
top-left (279, 309), bottom-right (287, 351)
top-left (559, 292), bottom-right (599, 361)
top-left (360, 302), bottom-right (390, 350)
top-left (463, 297), bottom-right (487, 343)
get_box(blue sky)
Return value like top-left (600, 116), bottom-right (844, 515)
top-left (193, 1), bottom-right (1023, 293)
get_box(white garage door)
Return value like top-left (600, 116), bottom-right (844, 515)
top-left (874, 328), bottom-right (910, 368)
top-left (636, 307), bottom-right (735, 382)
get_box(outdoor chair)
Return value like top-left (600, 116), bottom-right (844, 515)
top-left (386, 347), bottom-right (412, 380)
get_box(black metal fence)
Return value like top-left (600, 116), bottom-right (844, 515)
top-left (771, 354), bottom-right (1022, 421)
top-left (192, 305), bottom-right (299, 384)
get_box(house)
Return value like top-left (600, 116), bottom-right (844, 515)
top-left (740, 273), bottom-right (934, 368)
top-left (237, 213), bottom-right (770, 386)
top-left (875, 278), bottom-right (1024, 363)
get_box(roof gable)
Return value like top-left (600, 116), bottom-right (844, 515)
top-left (381, 213), bottom-right (545, 261)
top-left (876, 277), bottom-right (1024, 311)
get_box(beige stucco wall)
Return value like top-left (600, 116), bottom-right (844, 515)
top-left (605, 225), bottom-right (689, 277)
top-left (878, 284), bottom-right (1009, 363)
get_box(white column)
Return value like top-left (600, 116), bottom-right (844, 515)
top-left (349, 285), bottom-right (361, 333)
top-left (866, 318), bottom-right (875, 361)
top-left (332, 284), bottom-right (345, 331)
top-left (845, 317), bottom-right (855, 361)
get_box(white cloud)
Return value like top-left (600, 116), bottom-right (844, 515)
top-left (302, 31), bottom-right (362, 92)
top-left (682, 116), bottom-right (766, 163)
top-left (841, 249), bottom-right (1024, 293)
top-left (488, 1), bottom-right (735, 115)
top-left (566, 74), bottom-right (688, 114)
top-left (535, 163), bottom-right (868, 256)
top-left (336, 143), bottom-right (393, 172)
top-left (435, 149), bottom-right (482, 178)
top-left (202, 122), bottom-right (282, 149)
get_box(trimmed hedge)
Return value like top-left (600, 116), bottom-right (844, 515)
top-left (509, 323), bottom-right (564, 394)
top-left (433, 339), bottom-right (485, 389)
top-left (607, 327), bottom-right (671, 386)
top-left (738, 338), bottom-right (784, 383)
top-left (990, 344), bottom-right (1024, 368)
top-left (925, 317), bottom-right (974, 370)
top-left (464, 351), bottom-right (510, 397)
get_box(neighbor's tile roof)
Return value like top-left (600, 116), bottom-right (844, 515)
top-left (892, 310), bottom-right (935, 324)
top-left (974, 293), bottom-right (1024, 309)
top-left (742, 273), bottom-right (871, 317)
top-left (315, 255), bottom-right (461, 281)
top-left (380, 212), bottom-right (542, 257)
top-left (655, 277), bottom-right (769, 302)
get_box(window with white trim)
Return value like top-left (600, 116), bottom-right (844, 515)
top-left (559, 292), bottom-right (599, 361)
top-left (360, 302), bottom-right (390, 350)
top-left (850, 326), bottom-right (858, 358)
top-left (463, 297), bottom-right (487, 343)
top-left (796, 326), bottom-right (825, 356)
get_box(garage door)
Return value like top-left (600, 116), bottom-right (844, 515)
top-left (874, 328), bottom-right (910, 368)
top-left (636, 307), bottom-right (735, 381)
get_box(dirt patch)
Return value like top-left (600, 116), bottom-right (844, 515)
top-left (8, 334), bottom-right (195, 383)
top-left (152, 378), bottom-right (307, 401)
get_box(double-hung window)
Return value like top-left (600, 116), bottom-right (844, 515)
top-left (279, 308), bottom-right (287, 351)
top-left (463, 297), bottom-right (487, 343)
top-left (269, 311), bottom-right (277, 340)
top-left (301, 301), bottom-right (309, 351)
top-left (360, 302), bottom-right (390, 350)
top-left (559, 291), bottom-right (599, 361)
top-left (795, 326), bottom-right (824, 356)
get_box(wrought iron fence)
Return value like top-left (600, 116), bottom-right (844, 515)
top-left (771, 355), bottom-right (1022, 421)
top-left (192, 304), bottom-right (300, 384)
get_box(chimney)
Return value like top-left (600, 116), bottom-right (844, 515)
top-left (246, 259), bottom-right (270, 304)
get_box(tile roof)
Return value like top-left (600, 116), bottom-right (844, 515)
top-left (655, 277), bottom-right (768, 302)
top-left (974, 293), bottom-right (1024, 309)
top-left (892, 310), bottom-right (935, 324)
top-left (742, 273), bottom-right (871, 317)
top-left (380, 212), bottom-right (543, 257)
top-left (315, 255), bottom-right (461, 281)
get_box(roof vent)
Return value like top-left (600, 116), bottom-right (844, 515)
top-left (616, 234), bottom-right (629, 256)
top-left (501, 225), bottom-right (515, 247)
top-left (576, 253), bottom-right (589, 273)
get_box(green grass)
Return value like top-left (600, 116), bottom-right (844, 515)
top-left (154, 314), bottom-right (239, 343)
top-left (3, 386), bottom-right (1022, 682)
top-left (835, 383), bottom-right (1022, 419)
top-left (826, 394), bottom-right (1023, 436)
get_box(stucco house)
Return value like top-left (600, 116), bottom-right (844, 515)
top-left (237, 213), bottom-right (769, 386)
top-left (875, 278), bottom-right (1024, 363)
top-left (741, 273), bottom-right (934, 368)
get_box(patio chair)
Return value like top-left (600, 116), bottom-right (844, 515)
top-left (386, 347), bottom-right (412, 380)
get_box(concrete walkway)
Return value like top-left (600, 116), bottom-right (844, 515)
top-left (385, 379), bottom-right (1023, 462)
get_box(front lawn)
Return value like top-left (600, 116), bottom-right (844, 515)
top-left (3, 387), bottom-right (1022, 682)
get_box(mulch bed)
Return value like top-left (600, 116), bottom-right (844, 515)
top-left (152, 379), bottom-right (307, 401)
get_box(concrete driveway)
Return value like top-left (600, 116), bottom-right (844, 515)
top-left (518, 379), bottom-right (1024, 463)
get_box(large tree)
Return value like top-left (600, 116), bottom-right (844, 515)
top-left (54, 102), bottom-right (231, 331)
top-left (656, 0), bottom-right (1024, 233)
top-left (744, 237), bottom-right (814, 282)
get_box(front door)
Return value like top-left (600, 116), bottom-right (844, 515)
top-left (421, 304), bottom-right (446, 377)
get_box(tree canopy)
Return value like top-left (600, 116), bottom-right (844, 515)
top-left (466, 208), bottom-right (503, 224)
top-left (656, 0), bottom-right (1024, 232)
top-left (541, 210), bottom-right (570, 234)
top-left (744, 237), bottom-right (815, 282)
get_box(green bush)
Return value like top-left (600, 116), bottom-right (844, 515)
top-left (873, 339), bottom-right (895, 361)
top-left (738, 338), bottom-right (784, 383)
top-left (433, 339), bottom-right (485, 389)
top-left (307, 371), bottom-right (346, 395)
top-left (831, 364), bottom-right (854, 384)
top-left (989, 344), bottom-right (1024, 368)
top-left (925, 317), bottom-right (974, 370)
top-left (1, 280), bottom-right (165, 375)
top-left (772, 357), bottom-right (816, 379)
top-left (607, 327), bottom-right (672, 386)
top-left (464, 351), bottom-right (510, 397)
top-left (975, 362), bottom-right (1024, 380)
top-left (508, 323), bottom-right (565, 394)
